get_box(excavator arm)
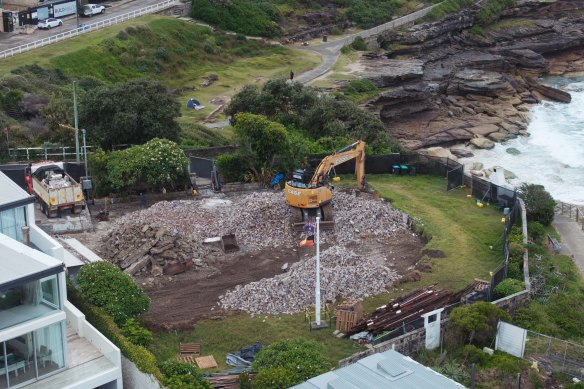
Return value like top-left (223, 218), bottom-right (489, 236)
top-left (309, 140), bottom-right (366, 189)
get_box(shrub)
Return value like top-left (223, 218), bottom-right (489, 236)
top-left (449, 302), bottom-right (510, 346)
top-left (507, 260), bottom-right (523, 281)
top-left (330, 26), bottom-right (343, 35)
top-left (76, 261), bottom-right (150, 325)
top-left (493, 278), bottom-right (524, 300)
top-left (252, 367), bottom-right (298, 389)
top-left (518, 183), bottom-right (556, 226)
top-left (121, 318), bottom-right (153, 347)
top-left (508, 242), bottom-right (524, 260)
top-left (192, 0), bottom-right (282, 38)
top-left (351, 36), bottom-right (369, 51)
top-left (216, 153), bottom-right (253, 182)
top-left (90, 138), bottom-right (190, 195)
top-left (462, 344), bottom-right (487, 366)
top-left (252, 338), bottom-right (331, 386)
top-left (340, 44), bottom-right (352, 54)
top-left (527, 221), bottom-right (546, 245)
top-left (159, 360), bottom-right (212, 389)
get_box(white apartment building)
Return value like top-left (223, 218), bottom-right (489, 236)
top-left (0, 171), bottom-right (122, 389)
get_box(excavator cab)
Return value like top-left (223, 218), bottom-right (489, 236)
top-left (285, 140), bottom-right (365, 231)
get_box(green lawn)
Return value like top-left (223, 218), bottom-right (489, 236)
top-left (149, 174), bottom-right (506, 368)
top-left (363, 174), bottom-right (505, 310)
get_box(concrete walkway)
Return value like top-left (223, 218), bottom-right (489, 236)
top-left (553, 213), bottom-right (584, 276)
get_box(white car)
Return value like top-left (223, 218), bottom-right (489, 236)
top-left (37, 18), bottom-right (63, 29)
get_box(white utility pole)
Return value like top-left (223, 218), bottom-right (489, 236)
top-left (315, 216), bottom-right (321, 325)
top-left (73, 81), bottom-right (80, 163)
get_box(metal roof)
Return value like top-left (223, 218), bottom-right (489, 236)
top-left (0, 170), bottom-right (33, 208)
top-left (0, 233), bottom-right (64, 289)
top-left (292, 349), bottom-right (465, 389)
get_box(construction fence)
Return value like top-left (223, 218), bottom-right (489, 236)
top-left (524, 330), bottom-right (584, 381)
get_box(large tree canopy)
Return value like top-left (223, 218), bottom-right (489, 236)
top-left (80, 79), bottom-right (181, 149)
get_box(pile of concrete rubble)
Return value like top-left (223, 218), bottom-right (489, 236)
top-left (219, 245), bottom-right (399, 315)
top-left (99, 190), bottom-right (409, 288)
top-left (100, 192), bottom-right (295, 276)
top-left (218, 191), bottom-right (410, 315)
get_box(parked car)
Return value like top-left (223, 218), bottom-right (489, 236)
top-left (37, 18), bottom-right (63, 29)
top-left (81, 4), bottom-right (105, 16)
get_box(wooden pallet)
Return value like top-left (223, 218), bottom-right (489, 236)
top-left (195, 355), bottom-right (218, 369)
top-left (176, 355), bottom-right (198, 364)
top-left (179, 342), bottom-right (201, 356)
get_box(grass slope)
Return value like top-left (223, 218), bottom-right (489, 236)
top-left (149, 174), bottom-right (505, 368)
top-left (0, 16), bottom-right (320, 146)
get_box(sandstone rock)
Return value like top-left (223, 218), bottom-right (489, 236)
top-left (470, 162), bottom-right (484, 171)
top-left (468, 124), bottom-right (500, 136)
top-left (506, 147), bottom-right (521, 155)
top-left (504, 49), bottom-right (548, 71)
top-left (526, 76), bottom-right (571, 103)
top-left (357, 59), bottom-right (424, 88)
top-left (470, 136), bottom-right (495, 149)
top-left (447, 69), bottom-right (516, 97)
top-left (450, 147), bottom-right (474, 158)
top-left (488, 131), bottom-right (512, 142)
top-left (419, 147), bottom-right (458, 160)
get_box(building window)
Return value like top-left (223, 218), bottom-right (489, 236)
top-left (0, 321), bottom-right (65, 388)
top-left (0, 274), bottom-right (61, 331)
top-left (0, 207), bottom-right (27, 243)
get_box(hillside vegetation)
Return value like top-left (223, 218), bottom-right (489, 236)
top-left (0, 16), bottom-right (319, 151)
top-left (193, 0), bottom-right (426, 37)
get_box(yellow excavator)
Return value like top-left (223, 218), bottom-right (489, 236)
top-left (284, 140), bottom-right (366, 230)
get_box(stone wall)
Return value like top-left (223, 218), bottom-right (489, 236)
top-left (492, 290), bottom-right (530, 315)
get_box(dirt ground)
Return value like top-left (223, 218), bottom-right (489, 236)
top-left (73, 192), bottom-right (425, 330)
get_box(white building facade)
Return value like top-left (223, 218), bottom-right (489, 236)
top-left (0, 171), bottom-right (122, 389)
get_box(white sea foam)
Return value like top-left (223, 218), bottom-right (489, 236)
top-left (460, 78), bottom-right (584, 205)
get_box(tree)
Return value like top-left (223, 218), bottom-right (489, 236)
top-left (448, 302), bottom-right (510, 347)
top-left (76, 261), bottom-right (150, 325)
top-left (252, 338), bottom-right (331, 387)
top-left (518, 183), bottom-right (556, 226)
top-left (231, 113), bottom-right (290, 183)
top-left (80, 79), bottom-right (181, 149)
top-left (225, 78), bottom-right (400, 154)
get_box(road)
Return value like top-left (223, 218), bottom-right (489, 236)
top-left (0, 0), bottom-right (165, 50)
top-left (553, 213), bottom-right (584, 276)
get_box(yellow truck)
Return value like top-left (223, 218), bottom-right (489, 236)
top-left (27, 162), bottom-right (85, 218)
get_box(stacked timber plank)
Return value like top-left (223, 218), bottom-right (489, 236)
top-left (348, 286), bottom-right (453, 335)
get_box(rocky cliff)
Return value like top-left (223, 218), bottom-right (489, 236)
top-left (358, 0), bottom-right (584, 151)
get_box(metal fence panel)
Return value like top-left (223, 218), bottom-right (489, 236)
top-left (495, 321), bottom-right (527, 358)
top-left (189, 156), bottom-right (214, 179)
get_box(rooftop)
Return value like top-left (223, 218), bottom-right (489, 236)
top-left (0, 232), bottom-right (64, 288)
top-left (292, 349), bottom-right (465, 389)
top-left (0, 171), bottom-right (33, 208)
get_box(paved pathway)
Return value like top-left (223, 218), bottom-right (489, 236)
top-left (553, 213), bottom-right (584, 276)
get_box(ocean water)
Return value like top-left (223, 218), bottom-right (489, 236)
top-left (460, 77), bottom-right (584, 205)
